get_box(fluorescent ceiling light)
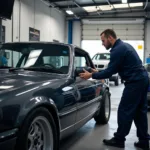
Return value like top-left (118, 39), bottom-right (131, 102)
top-left (129, 2), bottom-right (143, 7)
top-left (99, 5), bottom-right (113, 11)
top-left (83, 6), bottom-right (97, 12)
top-left (114, 4), bottom-right (128, 9)
top-left (122, 0), bottom-right (127, 3)
top-left (66, 10), bottom-right (74, 15)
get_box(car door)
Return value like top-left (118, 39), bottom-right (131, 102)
top-left (74, 48), bottom-right (101, 129)
top-left (36, 47), bottom-right (77, 139)
top-left (58, 80), bottom-right (78, 139)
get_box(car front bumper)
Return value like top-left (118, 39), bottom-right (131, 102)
top-left (0, 128), bottom-right (18, 150)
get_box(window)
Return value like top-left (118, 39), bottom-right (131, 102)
top-left (92, 54), bottom-right (98, 60)
top-left (93, 53), bottom-right (110, 60)
top-left (75, 48), bottom-right (88, 68)
top-left (0, 43), bottom-right (70, 74)
top-left (75, 56), bottom-right (86, 68)
top-left (99, 53), bottom-right (110, 60)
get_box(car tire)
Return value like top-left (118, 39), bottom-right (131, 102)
top-left (115, 77), bottom-right (119, 86)
top-left (15, 107), bottom-right (58, 150)
top-left (94, 90), bottom-right (111, 124)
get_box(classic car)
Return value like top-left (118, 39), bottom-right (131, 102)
top-left (0, 42), bottom-right (111, 150)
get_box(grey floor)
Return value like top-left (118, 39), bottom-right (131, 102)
top-left (60, 81), bottom-right (150, 150)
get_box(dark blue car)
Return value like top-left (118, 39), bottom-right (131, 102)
top-left (0, 42), bottom-right (111, 150)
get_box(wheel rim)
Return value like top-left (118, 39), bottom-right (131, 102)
top-left (27, 116), bottom-right (53, 150)
top-left (105, 94), bottom-right (110, 119)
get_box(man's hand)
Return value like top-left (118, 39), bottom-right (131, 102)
top-left (91, 68), bottom-right (98, 73)
top-left (79, 69), bottom-right (92, 79)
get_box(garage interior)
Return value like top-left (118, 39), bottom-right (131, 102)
top-left (0, 0), bottom-right (150, 150)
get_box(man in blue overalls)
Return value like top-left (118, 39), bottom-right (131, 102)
top-left (80, 29), bottom-right (149, 150)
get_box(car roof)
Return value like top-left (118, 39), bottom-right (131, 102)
top-left (2, 42), bottom-right (89, 55)
top-left (4, 41), bottom-right (71, 47)
top-left (95, 52), bottom-right (110, 54)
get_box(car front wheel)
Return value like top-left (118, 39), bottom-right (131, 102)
top-left (15, 107), bottom-right (58, 150)
top-left (94, 90), bottom-right (111, 124)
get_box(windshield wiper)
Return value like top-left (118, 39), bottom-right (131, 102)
top-left (0, 66), bottom-right (12, 69)
top-left (8, 66), bottom-right (64, 74)
top-left (9, 68), bottom-right (25, 72)
top-left (23, 67), bottom-right (64, 74)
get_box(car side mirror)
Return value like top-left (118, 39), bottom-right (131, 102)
top-left (75, 67), bottom-right (92, 77)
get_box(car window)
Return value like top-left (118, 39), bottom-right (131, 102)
top-left (0, 43), bottom-right (70, 74)
top-left (92, 53), bottom-right (110, 60)
top-left (75, 56), bottom-right (86, 67)
top-left (98, 53), bottom-right (110, 60)
top-left (92, 54), bottom-right (98, 60)
top-left (75, 48), bottom-right (90, 68)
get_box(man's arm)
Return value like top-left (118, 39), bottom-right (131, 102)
top-left (92, 50), bottom-right (122, 79)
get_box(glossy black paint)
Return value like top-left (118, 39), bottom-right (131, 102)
top-left (0, 42), bottom-right (109, 149)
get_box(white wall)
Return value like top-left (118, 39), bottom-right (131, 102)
top-left (2, 0), bottom-right (65, 43)
top-left (65, 20), bottom-right (82, 46)
top-left (80, 19), bottom-right (150, 62)
top-left (73, 21), bottom-right (81, 47)
top-left (82, 40), bottom-right (144, 62)
top-left (144, 20), bottom-right (150, 62)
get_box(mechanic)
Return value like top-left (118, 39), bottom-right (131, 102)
top-left (79, 29), bottom-right (149, 150)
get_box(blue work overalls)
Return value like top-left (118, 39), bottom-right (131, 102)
top-left (92, 39), bottom-right (149, 142)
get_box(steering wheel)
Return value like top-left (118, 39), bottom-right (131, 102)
top-left (42, 64), bottom-right (56, 69)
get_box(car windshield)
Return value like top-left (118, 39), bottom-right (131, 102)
top-left (0, 43), bottom-right (70, 74)
top-left (92, 53), bottom-right (110, 60)
top-left (144, 64), bottom-right (150, 72)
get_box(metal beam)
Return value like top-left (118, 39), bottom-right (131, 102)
top-left (72, 0), bottom-right (88, 15)
top-left (106, 0), bottom-right (115, 10)
top-left (66, 10), bottom-right (148, 19)
top-left (49, 0), bottom-right (150, 2)
top-left (58, 2), bottom-right (121, 9)
top-left (50, 0), bottom-right (150, 9)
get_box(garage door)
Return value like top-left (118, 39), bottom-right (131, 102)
top-left (82, 21), bottom-right (144, 40)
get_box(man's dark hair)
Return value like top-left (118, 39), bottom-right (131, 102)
top-left (100, 29), bottom-right (117, 39)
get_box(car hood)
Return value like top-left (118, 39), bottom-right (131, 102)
top-left (0, 71), bottom-right (63, 94)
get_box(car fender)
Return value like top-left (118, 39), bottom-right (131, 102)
top-left (15, 96), bottom-right (60, 136)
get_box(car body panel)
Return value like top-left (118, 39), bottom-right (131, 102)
top-left (0, 42), bottom-right (110, 148)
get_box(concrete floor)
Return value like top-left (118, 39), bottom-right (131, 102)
top-left (60, 82), bottom-right (150, 150)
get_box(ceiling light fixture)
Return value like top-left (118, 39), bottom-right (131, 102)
top-left (66, 10), bottom-right (74, 15)
top-left (122, 0), bottom-right (127, 3)
top-left (129, 3), bottom-right (143, 7)
top-left (83, 6), bottom-right (97, 12)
